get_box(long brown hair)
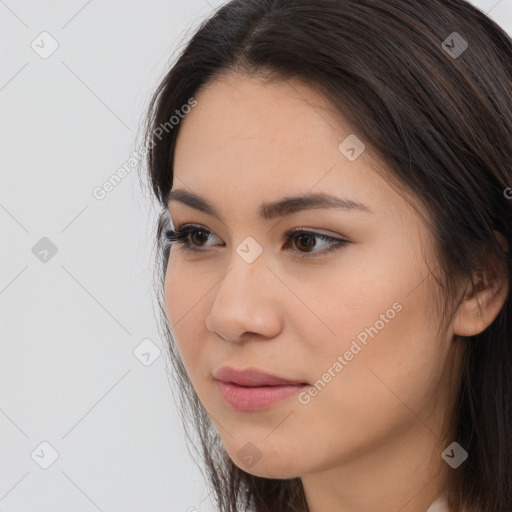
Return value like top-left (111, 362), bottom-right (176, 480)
top-left (141, 1), bottom-right (512, 510)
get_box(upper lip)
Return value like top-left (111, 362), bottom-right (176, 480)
top-left (213, 366), bottom-right (307, 387)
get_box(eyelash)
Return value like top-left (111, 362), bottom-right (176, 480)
top-left (163, 224), bottom-right (349, 259)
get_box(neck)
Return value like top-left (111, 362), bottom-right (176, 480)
top-left (301, 421), bottom-right (450, 512)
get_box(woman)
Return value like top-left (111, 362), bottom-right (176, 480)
top-left (142, 0), bottom-right (512, 510)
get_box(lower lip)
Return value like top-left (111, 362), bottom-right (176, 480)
top-left (215, 380), bottom-right (306, 412)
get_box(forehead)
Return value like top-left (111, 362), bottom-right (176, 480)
top-left (176, 72), bottom-right (348, 151)
top-left (175, 74), bottom-right (361, 184)
top-left (171, 73), bottom-right (423, 225)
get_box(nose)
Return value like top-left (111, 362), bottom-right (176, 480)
top-left (204, 250), bottom-right (284, 342)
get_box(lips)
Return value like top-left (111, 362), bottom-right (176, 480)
top-left (213, 366), bottom-right (308, 387)
top-left (213, 366), bottom-right (308, 412)
top-left (215, 381), bottom-right (306, 412)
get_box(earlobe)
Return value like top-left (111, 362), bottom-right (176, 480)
top-left (452, 263), bottom-right (509, 338)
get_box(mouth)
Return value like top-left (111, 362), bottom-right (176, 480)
top-left (212, 366), bottom-right (309, 412)
top-left (212, 365), bottom-right (308, 387)
top-left (214, 381), bottom-right (308, 412)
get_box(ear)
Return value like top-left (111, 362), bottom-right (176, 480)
top-left (453, 232), bottom-right (509, 337)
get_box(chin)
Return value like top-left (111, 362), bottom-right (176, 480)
top-left (224, 443), bottom-right (306, 479)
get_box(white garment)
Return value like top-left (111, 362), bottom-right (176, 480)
top-left (426, 495), bottom-right (450, 512)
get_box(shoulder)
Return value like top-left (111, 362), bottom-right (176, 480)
top-left (426, 495), bottom-right (450, 512)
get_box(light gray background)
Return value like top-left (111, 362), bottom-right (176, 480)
top-left (1, 1), bottom-right (511, 511)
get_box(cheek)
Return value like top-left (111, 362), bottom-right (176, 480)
top-left (293, 245), bottom-right (412, 358)
top-left (163, 253), bottom-right (206, 370)
top-left (298, 242), bottom-right (443, 412)
top-left (290, 305), bottom-right (443, 474)
top-left (164, 250), bottom-right (203, 323)
top-left (304, 278), bottom-right (443, 435)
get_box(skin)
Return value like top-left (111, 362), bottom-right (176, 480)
top-left (164, 73), bottom-right (508, 512)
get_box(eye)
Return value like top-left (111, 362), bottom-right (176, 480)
top-left (284, 227), bottom-right (349, 258)
top-left (164, 224), bottom-right (220, 251)
top-left (163, 224), bottom-right (349, 258)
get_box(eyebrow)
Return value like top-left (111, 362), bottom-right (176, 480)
top-left (167, 189), bottom-right (372, 220)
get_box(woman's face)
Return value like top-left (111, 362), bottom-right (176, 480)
top-left (164, 73), bottom-right (462, 487)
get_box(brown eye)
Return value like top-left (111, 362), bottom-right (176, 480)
top-left (165, 225), bottom-right (349, 258)
top-left (188, 229), bottom-right (210, 246)
top-left (164, 225), bottom-right (221, 252)
top-left (285, 229), bottom-right (350, 258)
top-left (294, 233), bottom-right (317, 252)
